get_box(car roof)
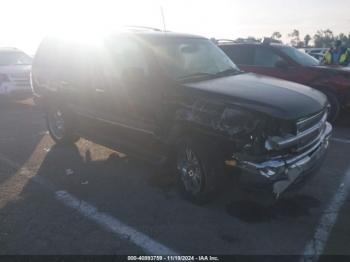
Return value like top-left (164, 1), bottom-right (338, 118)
top-left (109, 30), bottom-right (207, 40)
top-left (46, 29), bottom-right (207, 44)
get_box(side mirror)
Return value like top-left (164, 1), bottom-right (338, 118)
top-left (275, 60), bottom-right (289, 69)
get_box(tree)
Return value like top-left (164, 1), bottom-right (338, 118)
top-left (337, 33), bottom-right (350, 47)
top-left (288, 29), bottom-right (302, 47)
top-left (271, 31), bottom-right (282, 40)
top-left (304, 34), bottom-right (311, 47)
top-left (313, 29), bottom-right (334, 48)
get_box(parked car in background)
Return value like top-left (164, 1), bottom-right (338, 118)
top-left (0, 47), bottom-right (32, 99)
top-left (32, 29), bottom-right (331, 203)
top-left (218, 40), bottom-right (350, 121)
top-left (303, 48), bottom-right (327, 61)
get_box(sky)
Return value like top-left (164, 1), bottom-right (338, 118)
top-left (1, 0), bottom-right (349, 54)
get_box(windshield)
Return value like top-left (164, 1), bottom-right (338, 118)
top-left (150, 37), bottom-right (240, 81)
top-left (0, 51), bottom-right (32, 66)
top-left (278, 46), bottom-right (319, 66)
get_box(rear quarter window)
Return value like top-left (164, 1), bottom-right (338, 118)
top-left (34, 38), bottom-right (87, 79)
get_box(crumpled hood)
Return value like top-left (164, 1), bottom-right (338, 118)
top-left (184, 73), bottom-right (328, 120)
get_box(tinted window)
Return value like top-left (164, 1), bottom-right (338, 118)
top-left (56, 43), bottom-right (78, 77)
top-left (34, 38), bottom-right (59, 68)
top-left (105, 37), bottom-right (149, 80)
top-left (46, 41), bottom-right (85, 80)
top-left (253, 47), bottom-right (283, 67)
top-left (221, 45), bottom-right (254, 65)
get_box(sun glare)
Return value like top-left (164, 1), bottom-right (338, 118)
top-left (48, 0), bottom-right (164, 39)
top-left (1, 0), bottom-right (164, 53)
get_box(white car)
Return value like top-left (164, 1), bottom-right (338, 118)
top-left (303, 48), bottom-right (327, 61)
top-left (0, 48), bottom-right (32, 99)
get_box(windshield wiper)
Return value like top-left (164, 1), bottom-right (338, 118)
top-left (178, 68), bottom-right (241, 82)
top-left (178, 72), bottom-right (216, 81)
top-left (214, 68), bottom-right (241, 76)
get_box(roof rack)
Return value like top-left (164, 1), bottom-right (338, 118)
top-left (124, 25), bottom-right (163, 32)
top-left (235, 39), bottom-right (260, 44)
top-left (213, 38), bottom-right (262, 44)
top-left (262, 37), bottom-right (272, 45)
top-left (216, 39), bottom-right (236, 43)
top-left (210, 38), bottom-right (236, 44)
top-left (262, 37), bottom-right (282, 45)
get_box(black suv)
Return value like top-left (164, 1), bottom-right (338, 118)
top-left (31, 30), bottom-right (332, 203)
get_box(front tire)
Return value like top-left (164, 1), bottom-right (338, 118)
top-left (46, 106), bottom-right (79, 145)
top-left (175, 137), bottom-right (224, 204)
top-left (323, 91), bottom-right (340, 122)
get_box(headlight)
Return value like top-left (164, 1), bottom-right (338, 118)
top-left (219, 108), bottom-right (261, 136)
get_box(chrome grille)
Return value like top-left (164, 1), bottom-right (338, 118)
top-left (9, 73), bottom-right (30, 87)
top-left (297, 110), bottom-right (325, 133)
top-left (265, 109), bottom-right (328, 152)
top-left (295, 110), bottom-right (328, 152)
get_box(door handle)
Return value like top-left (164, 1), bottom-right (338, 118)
top-left (95, 88), bottom-right (106, 93)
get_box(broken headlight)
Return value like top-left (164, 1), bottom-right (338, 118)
top-left (264, 119), bottom-right (296, 151)
top-left (219, 108), bottom-right (262, 136)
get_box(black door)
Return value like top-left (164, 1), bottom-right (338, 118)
top-left (90, 36), bottom-right (162, 151)
top-left (56, 43), bottom-right (97, 120)
top-left (104, 36), bottom-right (160, 132)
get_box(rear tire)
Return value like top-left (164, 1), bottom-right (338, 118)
top-left (46, 106), bottom-right (79, 145)
top-left (175, 136), bottom-right (224, 204)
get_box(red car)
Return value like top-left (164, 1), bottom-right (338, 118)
top-left (219, 41), bottom-right (350, 121)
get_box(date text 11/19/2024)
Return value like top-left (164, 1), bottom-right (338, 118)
top-left (127, 256), bottom-right (219, 261)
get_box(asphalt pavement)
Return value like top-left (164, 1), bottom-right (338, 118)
top-left (0, 98), bottom-right (349, 259)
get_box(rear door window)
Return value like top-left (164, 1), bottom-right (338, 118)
top-left (105, 36), bottom-right (150, 81)
top-left (253, 46), bottom-right (283, 67)
top-left (221, 45), bottom-right (254, 65)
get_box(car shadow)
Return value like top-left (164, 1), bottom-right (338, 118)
top-left (28, 142), bottom-right (323, 223)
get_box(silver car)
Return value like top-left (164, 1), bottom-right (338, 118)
top-left (0, 48), bottom-right (32, 99)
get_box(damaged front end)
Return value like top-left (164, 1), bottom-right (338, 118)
top-left (175, 99), bottom-right (331, 197)
top-left (224, 108), bottom-right (332, 197)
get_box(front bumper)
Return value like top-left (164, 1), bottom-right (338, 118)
top-left (237, 122), bottom-right (332, 197)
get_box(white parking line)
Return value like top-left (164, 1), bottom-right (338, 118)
top-left (331, 137), bottom-right (350, 144)
top-left (301, 168), bottom-right (350, 262)
top-left (0, 152), bottom-right (178, 255)
top-left (55, 190), bottom-right (178, 255)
